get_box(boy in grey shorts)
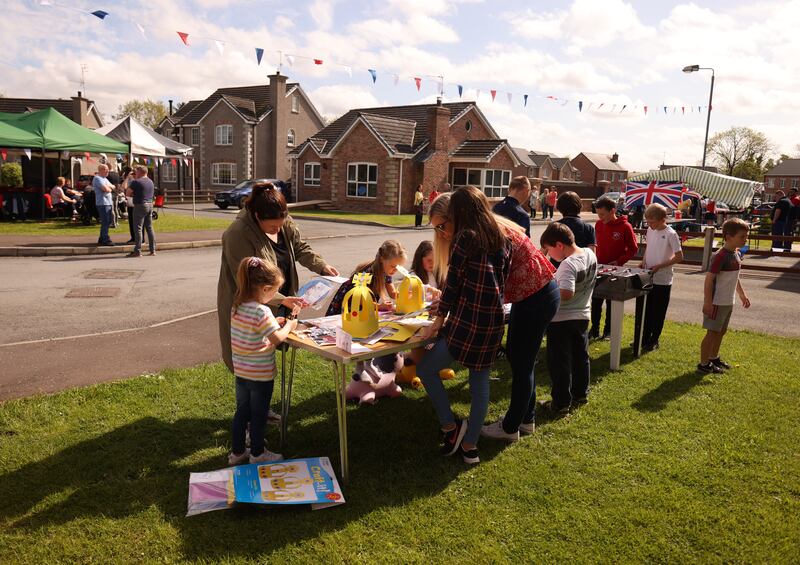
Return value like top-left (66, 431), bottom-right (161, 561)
top-left (698, 218), bottom-right (751, 374)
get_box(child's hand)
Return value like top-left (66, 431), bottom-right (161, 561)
top-left (282, 296), bottom-right (305, 310)
top-left (741, 295), bottom-right (751, 308)
top-left (702, 303), bottom-right (714, 317)
top-left (378, 301), bottom-right (393, 312)
top-left (287, 318), bottom-right (299, 332)
top-left (291, 304), bottom-right (302, 317)
top-left (276, 316), bottom-right (286, 326)
top-left (650, 263), bottom-right (661, 273)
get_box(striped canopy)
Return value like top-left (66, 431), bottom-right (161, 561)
top-left (627, 166), bottom-right (760, 209)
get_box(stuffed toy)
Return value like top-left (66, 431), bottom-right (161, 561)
top-left (396, 359), bottom-right (455, 388)
top-left (345, 353), bottom-right (403, 405)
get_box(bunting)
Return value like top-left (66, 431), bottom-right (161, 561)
top-left (285, 54), bottom-right (294, 66)
top-left (313, 58), bottom-right (323, 65)
top-left (506, 92), bottom-right (512, 104)
top-left (214, 40), bottom-right (225, 56)
top-left (368, 69), bottom-right (376, 83)
top-left (457, 85), bottom-right (463, 98)
top-left (490, 89), bottom-right (496, 101)
top-left (414, 77), bottom-right (421, 91)
top-left (255, 47), bottom-right (264, 65)
top-left (578, 101), bottom-right (583, 112)
top-left (177, 31), bottom-right (189, 45)
top-left (24, 149), bottom-right (32, 160)
top-left (1, 149), bottom-right (7, 161)
top-left (523, 94), bottom-right (528, 107)
top-left (90, 10), bottom-right (108, 19)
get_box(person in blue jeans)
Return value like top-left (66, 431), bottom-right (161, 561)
top-left (418, 186), bottom-right (511, 465)
top-left (92, 164), bottom-right (115, 246)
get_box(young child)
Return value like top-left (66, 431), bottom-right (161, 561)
top-left (590, 196), bottom-right (639, 339)
top-left (698, 218), bottom-right (751, 374)
top-left (418, 185), bottom-right (512, 464)
top-left (229, 257), bottom-right (299, 465)
top-left (492, 175), bottom-right (531, 236)
top-left (640, 203), bottom-right (684, 351)
top-left (539, 222), bottom-right (597, 414)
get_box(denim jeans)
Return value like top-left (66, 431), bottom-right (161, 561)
top-left (96, 205), bottom-right (113, 244)
top-left (546, 319), bottom-right (590, 409)
top-left (417, 338), bottom-right (490, 446)
top-left (772, 220), bottom-right (786, 250)
top-left (133, 202), bottom-right (155, 253)
top-left (502, 279), bottom-right (560, 432)
top-left (231, 377), bottom-right (275, 456)
top-left (590, 297), bottom-right (612, 336)
top-left (642, 283), bottom-right (672, 347)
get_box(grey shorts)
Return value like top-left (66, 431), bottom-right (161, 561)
top-left (703, 304), bottom-right (733, 333)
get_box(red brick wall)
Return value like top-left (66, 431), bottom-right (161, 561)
top-left (764, 175), bottom-right (800, 197)
top-left (201, 103), bottom-right (250, 193)
top-left (448, 108), bottom-right (496, 151)
top-left (294, 149), bottom-right (331, 202)
top-left (571, 154), bottom-right (597, 187)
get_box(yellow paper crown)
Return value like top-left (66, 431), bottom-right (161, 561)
top-left (396, 273), bottom-right (424, 314)
top-left (342, 272), bottom-right (379, 338)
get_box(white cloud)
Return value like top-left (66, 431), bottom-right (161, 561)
top-left (309, 84), bottom-right (382, 120)
top-left (309, 0), bottom-right (337, 30)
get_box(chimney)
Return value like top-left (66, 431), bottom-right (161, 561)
top-left (427, 99), bottom-right (450, 152)
top-left (77, 91), bottom-right (82, 98)
top-left (268, 72), bottom-right (288, 178)
top-left (169, 99), bottom-right (174, 115)
top-left (611, 152), bottom-right (619, 163)
top-left (71, 92), bottom-right (90, 127)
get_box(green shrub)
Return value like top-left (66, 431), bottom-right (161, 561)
top-left (0, 162), bottom-right (23, 188)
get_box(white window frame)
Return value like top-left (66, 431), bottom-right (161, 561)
top-left (162, 161), bottom-right (177, 182)
top-left (483, 169), bottom-right (512, 198)
top-left (347, 162), bottom-right (378, 198)
top-left (291, 95), bottom-right (300, 113)
top-left (191, 127), bottom-right (200, 146)
top-left (304, 162), bottom-right (321, 186)
top-left (451, 167), bottom-right (483, 190)
top-left (287, 129), bottom-right (295, 147)
top-left (792, 178), bottom-right (799, 189)
top-left (780, 178), bottom-right (785, 189)
top-left (215, 124), bottom-right (233, 146)
top-left (211, 162), bottom-right (237, 185)
top-left (768, 178), bottom-right (774, 188)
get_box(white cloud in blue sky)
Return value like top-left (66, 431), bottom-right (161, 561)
top-left (2, 0), bottom-right (799, 170)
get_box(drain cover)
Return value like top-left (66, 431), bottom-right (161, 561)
top-left (83, 269), bottom-right (142, 280)
top-left (66, 287), bottom-right (121, 298)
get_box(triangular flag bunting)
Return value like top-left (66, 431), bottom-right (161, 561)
top-left (681, 106), bottom-right (685, 115)
top-left (644, 106), bottom-right (648, 115)
top-left (578, 101), bottom-right (583, 112)
top-left (91, 10), bottom-right (108, 20)
top-left (620, 104), bottom-right (626, 113)
top-left (561, 99), bottom-right (568, 106)
top-left (368, 69), bottom-right (376, 83)
top-left (698, 106), bottom-right (701, 113)
top-left (214, 40), bottom-right (225, 56)
top-left (490, 89), bottom-right (496, 101)
top-left (177, 31), bottom-right (189, 45)
top-left (255, 48), bottom-right (264, 65)
top-left (313, 59), bottom-right (323, 65)
top-left (24, 149), bottom-right (32, 160)
top-left (598, 103), bottom-right (604, 109)
top-left (393, 74), bottom-right (399, 86)
top-left (84, 152), bottom-right (91, 159)
top-left (156, 157), bottom-right (162, 166)
top-left (587, 103), bottom-right (593, 111)
top-left (457, 85), bottom-right (463, 98)
top-left (64, 151), bottom-right (70, 158)
top-left (344, 66), bottom-right (352, 77)
top-left (523, 94), bottom-right (528, 107)
top-left (476, 89), bottom-right (481, 99)
top-left (507, 92), bottom-right (512, 104)
top-left (414, 77), bottom-right (421, 91)
top-left (673, 107), bottom-right (676, 113)
top-left (171, 159), bottom-right (178, 166)
top-left (1, 149), bottom-right (7, 161)
top-left (136, 23), bottom-right (146, 37)
top-left (611, 104), bottom-right (617, 112)
top-left (285, 55), bottom-right (294, 66)
top-left (664, 106), bottom-right (667, 114)
top-left (183, 158), bottom-right (189, 167)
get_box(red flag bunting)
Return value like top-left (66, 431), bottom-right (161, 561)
top-left (681, 106), bottom-right (685, 115)
top-left (490, 89), bottom-right (497, 101)
top-left (84, 152), bottom-right (90, 158)
top-left (0, 149), bottom-right (6, 161)
top-left (414, 77), bottom-right (421, 91)
top-left (171, 159), bottom-right (177, 166)
top-left (644, 106), bottom-right (648, 115)
top-left (177, 31), bottom-right (189, 45)
top-left (313, 59), bottom-right (323, 65)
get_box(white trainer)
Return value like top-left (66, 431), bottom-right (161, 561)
top-left (249, 449), bottom-right (284, 464)
top-left (227, 449), bottom-right (251, 465)
top-left (518, 421), bottom-right (535, 436)
top-left (480, 419), bottom-right (520, 442)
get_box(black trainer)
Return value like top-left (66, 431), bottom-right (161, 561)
top-left (711, 357), bottom-right (731, 370)
top-left (697, 362), bottom-right (723, 374)
top-left (440, 419), bottom-right (467, 456)
top-left (460, 444), bottom-right (480, 465)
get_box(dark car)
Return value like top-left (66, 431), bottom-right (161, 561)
top-left (214, 178), bottom-right (287, 209)
top-left (591, 191), bottom-right (628, 214)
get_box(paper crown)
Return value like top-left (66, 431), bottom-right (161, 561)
top-left (342, 272), bottom-right (379, 338)
top-left (395, 272), bottom-right (424, 314)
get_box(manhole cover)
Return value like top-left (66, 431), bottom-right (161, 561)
top-left (66, 287), bottom-right (122, 298)
top-left (83, 269), bottom-right (141, 280)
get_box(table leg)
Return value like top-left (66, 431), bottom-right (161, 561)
top-left (331, 361), bottom-right (350, 484)
top-left (279, 347), bottom-right (287, 448)
top-left (609, 300), bottom-right (624, 370)
top-left (633, 295), bottom-right (647, 358)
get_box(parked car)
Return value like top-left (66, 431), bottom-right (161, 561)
top-left (591, 191), bottom-right (627, 214)
top-left (214, 179), bottom-right (287, 209)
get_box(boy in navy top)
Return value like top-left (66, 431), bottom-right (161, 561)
top-left (493, 176), bottom-right (531, 236)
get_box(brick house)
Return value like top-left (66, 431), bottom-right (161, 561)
top-left (763, 159), bottom-right (800, 197)
top-left (289, 99), bottom-right (525, 213)
top-left (570, 152), bottom-right (628, 195)
top-left (155, 73), bottom-right (325, 201)
top-left (0, 92), bottom-right (104, 129)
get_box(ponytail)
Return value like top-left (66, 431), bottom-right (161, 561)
top-left (234, 256), bottom-right (284, 307)
top-left (246, 182), bottom-right (288, 223)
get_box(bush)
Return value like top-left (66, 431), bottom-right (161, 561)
top-left (0, 162), bottom-right (23, 188)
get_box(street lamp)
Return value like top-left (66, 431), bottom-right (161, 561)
top-left (682, 65), bottom-right (715, 168)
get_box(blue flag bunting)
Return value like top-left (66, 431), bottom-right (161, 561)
top-left (255, 48), bottom-right (264, 65)
top-left (524, 94), bottom-right (528, 107)
top-left (91, 10), bottom-right (108, 19)
top-left (578, 101), bottom-right (583, 112)
top-left (368, 69), bottom-right (376, 83)
top-left (457, 85), bottom-right (463, 98)
top-left (664, 106), bottom-right (667, 114)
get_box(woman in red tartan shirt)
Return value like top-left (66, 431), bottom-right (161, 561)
top-left (418, 186), bottom-right (512, 464)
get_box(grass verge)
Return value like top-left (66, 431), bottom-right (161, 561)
top-left (290, 209), bottom-right (417, 227)
top-left (0, 214), bottom-right (233, 236)
top-left (0, 318), bottom-right (798, 563)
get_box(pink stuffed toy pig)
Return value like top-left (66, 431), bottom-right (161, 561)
top-left (345, 354), bottom-right (403, 405)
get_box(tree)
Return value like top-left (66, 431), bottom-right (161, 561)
top-left (706, 127), bottom-right (773, 177)
top-left (1, 163), bottom-right (23, 188)
top-left (113, 99), bottom-right (168, 129)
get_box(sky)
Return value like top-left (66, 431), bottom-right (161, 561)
top-left (2, 0), bottom-right (799, 172)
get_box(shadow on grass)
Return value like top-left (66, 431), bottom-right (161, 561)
top-left (0, 378), bottom-right (499, 560)
top-left (631, 370), bottom-right (712, 412)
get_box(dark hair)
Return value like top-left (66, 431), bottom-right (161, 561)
top-left (233, 256), bottom-right (284, 307)
top-left (246, 182), bottom-right (288, 223)
top-left (540, 222), bottom-right (575, 248)
top-left (410, 240), bottom-right (434, 285)
top-left (595, 196), bottom-right (617, 211)
top-left (448, 185), bottom-right (506, 254)
top-left (556, 191), bottom-right (582, 216)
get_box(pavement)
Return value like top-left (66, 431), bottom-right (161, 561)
top-left (1, 213), bottom-right (799, 402)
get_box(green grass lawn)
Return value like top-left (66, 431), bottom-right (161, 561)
top-left (682, 235), bottom-right (776, 250)
top-left (0, 214), bottom-right (232, 236)
top-left (290, 209), bottom-right (417, 227)
top-left (1, 319), bottom-right (798, 563)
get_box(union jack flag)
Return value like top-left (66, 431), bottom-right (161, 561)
top-left (625, 181), bottom-right (686, 209)
top-left (680, 187), bottom-right (701, 201)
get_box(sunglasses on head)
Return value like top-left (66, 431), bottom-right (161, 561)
top-left (433, 220), bottom-right (449, 233)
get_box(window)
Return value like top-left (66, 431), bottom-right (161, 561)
top-left (780, 178), bottom-right (785, 189)
top-left (793, 178), bottom-right (799, 189)
top-left (452, 167), bottom-right (482, 189)
top-left (768, 178), bottom-right (774, 188)
top-left (483, 169), bottom-right (511, 198)
top-left (215, 124), bottom-right (232, 145)
top-left (211, 163), bottom-right (237, 185)
top-left (191, 127), bottom-right (200, 146)
top-left (162, 161), bottom-right (177, 182)
top-left (291, 95), bottom-right (300, 113)
top-left (465, 120), bottom-right (472, 132)
top-left (287, 129), bottom-right (295, 147)
top-left (347, 163), bottom-right (377, 198)
top-left (601, 171), bottom-right (608, 181)
top-left (304, 162), bottom-right (321, 186)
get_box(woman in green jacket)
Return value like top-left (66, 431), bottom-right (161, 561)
top-left (217, 183), bottom-right (339, 372)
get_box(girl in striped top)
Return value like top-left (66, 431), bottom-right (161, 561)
top-left (228, 257), bottom-right (299, 465)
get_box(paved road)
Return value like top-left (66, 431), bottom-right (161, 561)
top-left (1, 217), bottom-right (798, 400)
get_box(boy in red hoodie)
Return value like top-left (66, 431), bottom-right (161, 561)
top-left (589, 196), bottom-right (639, 339)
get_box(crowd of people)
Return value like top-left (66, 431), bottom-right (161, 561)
top-left (215, 178), bottom-right (753, 467)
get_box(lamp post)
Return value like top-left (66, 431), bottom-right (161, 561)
top-left (682, 65), bottom-right (715, 168)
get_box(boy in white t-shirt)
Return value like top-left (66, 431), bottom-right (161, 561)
top-left (540, 222), bottom-right (597, 414)
top-left (698, 218), bottom-right (751, 374)
top-left (640, 203), bottom-right (684, 351)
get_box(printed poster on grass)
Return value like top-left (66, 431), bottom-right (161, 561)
top-left (232, 457), bottom-right (345, 506)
